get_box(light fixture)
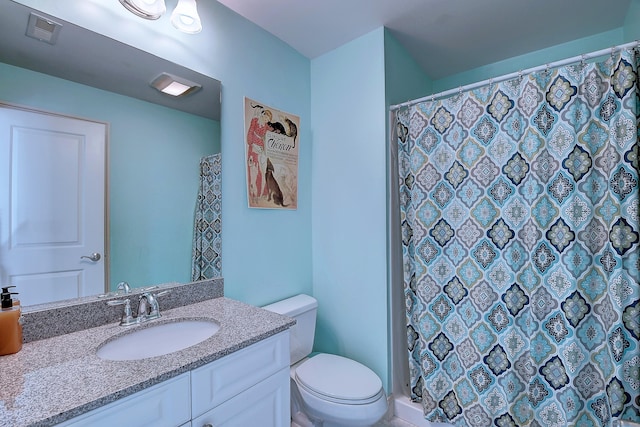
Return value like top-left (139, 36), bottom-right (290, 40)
top-left (119, 0), bottom-right (166, 20)
top-left (150, 73), bottom-right (201, 97)
top-left (119, 0), bottom-right (202, 34)
top-left (171, 0), bottom-right (202, 34)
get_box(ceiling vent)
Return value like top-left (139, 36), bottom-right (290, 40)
top-left (150, 73), bottom-right (202, 97)
top-left (26, 12), bottom-right (62, 45)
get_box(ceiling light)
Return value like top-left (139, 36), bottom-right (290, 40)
top-left (171, 0), bottom-right (202, 34)
top-left (150, 73), bottom-right (201, 97)
top-left (119, 0), bottom-right (166, 20)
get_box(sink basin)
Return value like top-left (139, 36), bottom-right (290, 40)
top-left (97, 319), bottom-right (220, 361)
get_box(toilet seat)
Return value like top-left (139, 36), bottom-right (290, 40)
top-left (295, 353), bottom-right (384, 404)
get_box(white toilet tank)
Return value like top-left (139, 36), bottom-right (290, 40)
top-left (263, 294), bottom-right (317, 365)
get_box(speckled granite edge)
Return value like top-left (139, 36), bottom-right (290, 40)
top-left (21, 278), bottom-right (223, 342)
top-left (38, 325), bottom-right (295, 427)
top-left (35, 327), bottom-right (295, 427)
top-left (2, 297), bottom-right (295, 427)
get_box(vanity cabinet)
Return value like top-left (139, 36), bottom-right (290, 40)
top-left (192, 368), bottom-right (289, 427)
top-left (191, 331), bottom-right (290, 427)
top-left (56, 331), bottom-right (290, 427)
top-left (56, 373), bottom-right (192, 427)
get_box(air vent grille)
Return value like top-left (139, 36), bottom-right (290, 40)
top-left (26, 13), bottom-right (62, 45)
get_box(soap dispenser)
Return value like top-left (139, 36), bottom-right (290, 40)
top-left (0, 286), bottom-right (23, 356)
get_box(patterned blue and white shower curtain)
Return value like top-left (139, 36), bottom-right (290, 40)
top-left (395, 49), bottom-right (640, 426)
top-left (192, 153), bottom-right (222, 281)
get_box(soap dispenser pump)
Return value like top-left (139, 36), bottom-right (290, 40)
top-left (0, 286), bottom-right (23, 356)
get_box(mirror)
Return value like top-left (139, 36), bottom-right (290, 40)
top-left (0, 0), bottom-right (222, 307)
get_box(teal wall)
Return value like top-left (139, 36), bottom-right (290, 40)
top-left (308, 29), bottom-right (431, 392)
top-left (310, 28), bottom-right (389, 390)
top-left (384, 29), bottom-right (432, 107)
top-left (0, 62), bottom-right (219, 290)
top-left (9, 0), bottom-right (640, 398)
top-left (310, 10), bottom-right (637, 394)
top-left (625, 0), bottom-right (640, 40)
top-left (431, 28), bottom-right (628, 95)
top-left (12, 0), bottom-right (314, 306)
top-left (383, 30), bottom-right (433, 390)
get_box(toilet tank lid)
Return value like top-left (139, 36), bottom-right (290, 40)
top-left (262, 294), bottom-right (317, 317)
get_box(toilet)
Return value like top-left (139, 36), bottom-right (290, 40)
top-left (263, 294), bottom-right (388, 427)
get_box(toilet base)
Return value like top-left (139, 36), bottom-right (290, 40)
top-left (291, 377), bottom-right (387, 427)
top-left (292, 410), bottom-right (314, 427)
top-left (289, 355), bottom-right (387, 427)
top-left (301, 409), bottom-right (383, 427)
top-left (291, 411), bottom-right (378, 427)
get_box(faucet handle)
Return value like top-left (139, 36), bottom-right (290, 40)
top-left (155, 290), bottom-right (170, 298)
top-left (116, 281), bottom-right (131, 294)
top-left (107, 298), bottom-right (136, 326)
top-left (141, 290), bottom-right (170, 303)
top-left (106, 298), bottom-right (128, 307)
top-left (149, 290), bottom-right (170, 313)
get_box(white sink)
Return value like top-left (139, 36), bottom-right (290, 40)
top-left (97, 319), bottom-right (220, 361)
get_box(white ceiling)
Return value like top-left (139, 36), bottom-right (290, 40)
top-left (217, 0), bottom-right (632, 79)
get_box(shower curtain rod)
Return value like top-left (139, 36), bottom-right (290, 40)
top-left (390, 40), bottom-right (640, 111)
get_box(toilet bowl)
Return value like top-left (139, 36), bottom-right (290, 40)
top-left (293, 353), bottom-right (387, 427)
top-left (263, 294), bottom-right (387, 427)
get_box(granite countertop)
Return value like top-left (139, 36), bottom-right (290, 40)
top-left (0, 297), bottom-right (295, 427)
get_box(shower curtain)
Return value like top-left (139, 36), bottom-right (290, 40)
top-left (192, 153), bottom-right (222, 281)
top-left (394, 49), bottom-right (639, 426)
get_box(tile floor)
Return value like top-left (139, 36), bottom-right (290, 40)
top-left (374, 417), bottom-right (419, 427)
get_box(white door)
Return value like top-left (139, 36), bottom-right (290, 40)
top-left (0, 104), bottom-right (106, 306)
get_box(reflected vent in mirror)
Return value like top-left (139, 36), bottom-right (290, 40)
top-left (150, 73), bottom-right (202, 97)
top-left (26, 13), bottom-right (62, 45)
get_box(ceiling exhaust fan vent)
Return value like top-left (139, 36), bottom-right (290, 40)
top-left (26, 12), bottom-right (62, 45)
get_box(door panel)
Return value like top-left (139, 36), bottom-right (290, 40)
top-left (0, 105), bottom-right (106, 305)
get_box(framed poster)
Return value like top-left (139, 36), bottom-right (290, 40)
top-left (244, 97), bottom-right (299, 209)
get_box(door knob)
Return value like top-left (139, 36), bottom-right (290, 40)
top-left (80, 252), bottom-right (101, 262)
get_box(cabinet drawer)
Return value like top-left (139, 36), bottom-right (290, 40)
top-left (57, 373), bottom-right (191, 427)
top-left (191, 367), bottom-right (290, 427)
top-left (191, 331), bottom-right (289, 417)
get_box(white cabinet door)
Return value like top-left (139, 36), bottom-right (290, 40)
top-left (191, 331), bottom-right (289, 418)
top-left (192, 368), bottom-right (290, 427)
top-left (56, 373), bottom-right (191, 427)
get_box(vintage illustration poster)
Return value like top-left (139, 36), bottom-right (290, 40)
top-left (244, 97), bottom-right (299, 209)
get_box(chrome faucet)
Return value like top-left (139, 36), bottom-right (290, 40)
top-left (137, 291), bottom-right (161, 321)
top-left (107, 290), bottom-right (170, 326)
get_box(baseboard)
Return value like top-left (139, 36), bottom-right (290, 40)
top-left (390, 395), bottom-right (454, 427)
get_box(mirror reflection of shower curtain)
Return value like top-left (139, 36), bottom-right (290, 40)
top-left (192, 153), bottom-right (222, 281)
top-left (394, 49), bottom-right (639, 425)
